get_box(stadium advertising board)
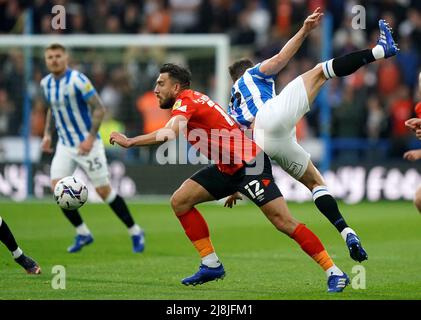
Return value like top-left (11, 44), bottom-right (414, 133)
top-left (0, 162), bottom-right (419, 203)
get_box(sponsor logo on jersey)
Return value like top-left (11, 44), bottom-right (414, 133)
top-left (172, 99), bottom-right (182, 110)
top-left (173, 99), bottom-right (187, 112)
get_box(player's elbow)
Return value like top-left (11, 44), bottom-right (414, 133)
top-left (270, 54), bottom-right (288, 72)
top-left (97, 107), bottom-right (106, 118)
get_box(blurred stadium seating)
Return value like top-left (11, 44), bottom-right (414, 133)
top-left (0, 0), bottom-right (420, 200)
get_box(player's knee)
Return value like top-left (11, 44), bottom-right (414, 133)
top-left (311, 63), bottom-right (326, 79)
top-left (170, 192), bottom-right (189, 216)
top-left (300, 163), bottom-right (325, 191)
top-left (51, 179), bottom-right (60, 191)
top-left (96, 186), bottom-right (111, 200)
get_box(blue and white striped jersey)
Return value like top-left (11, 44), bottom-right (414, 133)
top-left (228, 63), bottom-right (277, 129)
top-left (40, 68), bottom-right (98, 147)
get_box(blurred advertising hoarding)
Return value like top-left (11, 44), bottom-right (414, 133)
top-left (0, 162), bottom-right (419, 204)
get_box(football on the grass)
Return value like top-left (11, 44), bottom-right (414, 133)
top-left (54, 176), bottom-right (88, 210)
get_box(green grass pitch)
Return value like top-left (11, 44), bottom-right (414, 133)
top-left (0, 200), bottom-right (420, 300)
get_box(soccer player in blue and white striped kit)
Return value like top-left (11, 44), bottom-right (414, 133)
top-left (226, 8), bottom-right (398, 263)
top-left (40, 43), bottom-right (145, 253)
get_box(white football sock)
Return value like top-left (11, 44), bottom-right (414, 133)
top-left (128, 224), bottom-right (142, 236)
top-left (76, 223), bottom-right (91, 236)
top-left (201, 253), bottom-right (221, 268)
top-left (341, 227), bottom-right (357, 242)
top-left (322, 59), bottom-right (337, 79)
top-left (372, 45), bottom-right (385, 60)
top-left (12, 247), bottom-right (23, 259)
top-left (312, 185), bottom-right (331, 201)
top-left (326, 265), bottom-right (343, 278)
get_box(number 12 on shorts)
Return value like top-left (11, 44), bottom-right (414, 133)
top-left (244, 180), bottom-right (264, 199)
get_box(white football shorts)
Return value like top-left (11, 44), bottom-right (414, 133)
top-left (50, 139), bottom-right (110, 187)
top-left (254, 76), bottom-right (311, 179)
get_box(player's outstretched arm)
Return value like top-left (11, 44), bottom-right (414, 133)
top-left (110, 115), bottom-right (188, 148)
top-left (260, 7), bottom-right (323, 76)
top-left (79, 93), bottom-right (106, 155)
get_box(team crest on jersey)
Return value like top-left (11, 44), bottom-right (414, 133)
top-left (173, 99), bottom-right (187, 112)
top-left (84, 82), bottom-right (93, 92)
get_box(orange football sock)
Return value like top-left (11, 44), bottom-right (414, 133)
top-left (177, 207), bottom-right (215, 257)
top-left (312, 250), bottom-right (334, 271)
top-left (291, 223), bottom-right (334, 271)
top-left (192, 238), bottom-right (215, 258)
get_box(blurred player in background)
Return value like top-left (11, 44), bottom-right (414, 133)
top-left (227, 8), bottom-right (400, 263)
top-left (404, 71), bottom-right (421, 213)
top-left (110, 63), bottom-right (350, 293)
top-left (40, 44), bottom-right (145, 253)
top-left (0, 216), bottom-right (41, 274)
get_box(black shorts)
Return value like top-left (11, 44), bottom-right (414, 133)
top-left (190, 153), bottom-right (283, 207)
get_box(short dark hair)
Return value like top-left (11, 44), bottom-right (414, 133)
top-left (229, 59), bottom-right (254, 82)
top-left (45, 43), bottom-right (66, 52)
top-left (160, 63), bottom-right (191, 89)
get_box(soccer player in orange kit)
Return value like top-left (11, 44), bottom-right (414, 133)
top-left (110, 63), bottom-right (349, 292)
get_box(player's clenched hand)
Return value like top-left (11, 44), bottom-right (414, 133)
top-left (302, 7), bottom-right (323, 34)
top-left (109, 132), bottom-right (131, 148)
top-left (41, 135), bottom-right (53, 154)
top-left (78, 135), bottom-right (95, 155)
top-left (224, 192), bottom-right (243, 209)
top-left (403, 149), bottom-right (421, 162)
top-left (405, 118), bottom-right (421, 131)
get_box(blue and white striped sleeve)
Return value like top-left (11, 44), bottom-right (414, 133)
top-left (248, 63), bottom-right (277, 80)
top-left (74, 72), bottom-right (97, 102)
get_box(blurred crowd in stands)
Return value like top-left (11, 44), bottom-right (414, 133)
top-left (0, 0), bottom-right (420, 163)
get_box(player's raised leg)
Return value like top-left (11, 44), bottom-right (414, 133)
top-left (283, 19), bottom-right (399, 262)
top-left (0, 216), bottom-right (41, 274)
top-left (171, 178), bottom-right (225, 286)
top-left (95, 184), bottom-right (145, 253)
top-left (303, 19), bottom-right (399, 104)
